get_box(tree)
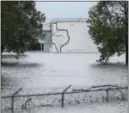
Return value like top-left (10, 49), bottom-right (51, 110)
top-left (87, 1), bottom-right (128, 65)
top-left (1, 1), bottom-right (46, 54)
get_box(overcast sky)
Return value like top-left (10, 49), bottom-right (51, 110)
top-left (36, 2), bottom-right (97, 22)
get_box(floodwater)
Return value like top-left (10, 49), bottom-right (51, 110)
top-left (1, 21), bottom-right (128, 113)
top-left (20, 101), bottom-right (128, 113)
top-left (1, 52), bottom-right (128, 96)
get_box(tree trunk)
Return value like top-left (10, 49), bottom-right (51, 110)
top-left (125, 1), bottom-right (128, 65)
top-left (125, 23), bottom-right (128, 65)
top-left (125, 36), bottom-right (128, 65)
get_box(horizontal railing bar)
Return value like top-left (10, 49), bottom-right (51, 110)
top-left (1, 86), bottom-right (127, 99)
top-left (91, 84), bottom-right (119, 88)
top-left (71, 86), bottom-right (128, 93)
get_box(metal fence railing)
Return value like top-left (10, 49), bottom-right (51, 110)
top-left (1, 84), bottom-right (128, 113)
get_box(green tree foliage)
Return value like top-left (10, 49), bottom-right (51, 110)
top-left (87, 1), bottom-right (128, 65)
top-left (1, 1), bottom-right (46, 53)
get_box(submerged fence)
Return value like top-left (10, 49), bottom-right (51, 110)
top-left (1, 84), bottom-right (128, 113)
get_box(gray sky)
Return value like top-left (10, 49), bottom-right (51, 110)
top-left (36, 2), bottom-right (97, 22)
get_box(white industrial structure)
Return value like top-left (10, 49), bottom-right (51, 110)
top-left (50, 18), bottom-right (98, 52)
top-left (39, 18), bottom-right (98, 53)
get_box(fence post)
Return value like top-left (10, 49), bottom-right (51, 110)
top-left (61, 85), bottom-right (72, 108)
top-left (106, 88), bottom-right (109, 102)
top-left (11, 88), bottom-right (22, 113)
